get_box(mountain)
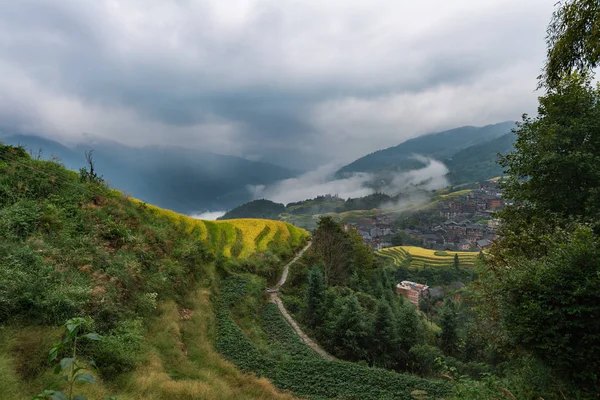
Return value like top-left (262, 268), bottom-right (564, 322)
top-left (219, 199), bottom-right (286, 220)
top-left (336, 121), bottom-right (516, 178)
top-left (0, 133), bottom-right (299, 214)
top-left (445, 132), bottom-right (516, 184)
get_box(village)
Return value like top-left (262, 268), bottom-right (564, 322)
top-left (350, 181), bottom-right (505, 251)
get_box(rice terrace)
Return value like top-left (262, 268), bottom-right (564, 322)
top-left (376, 246), bottom-right (478, 268)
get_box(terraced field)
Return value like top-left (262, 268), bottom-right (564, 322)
top-left (137, 201), bottom-right (309, 258)
top-left (377, 245), bottom-right (478, 267)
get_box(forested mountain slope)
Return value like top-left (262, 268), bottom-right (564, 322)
top-left (445, 132), bottom-right (516, 184)
top-left (336, 121), bottom-right (515, 177)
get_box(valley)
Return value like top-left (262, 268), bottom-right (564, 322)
top-left (1, 1), bottom-right (600, 397)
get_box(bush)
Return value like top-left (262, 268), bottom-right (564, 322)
top-left (93, 319), bottom-right (145, 378)
top-left (0, 199), bottom-right (41, 239)
top-left (410, 345), bottom-right (444, 377)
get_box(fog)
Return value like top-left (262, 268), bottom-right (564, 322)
top-left (190, 211), bottom-right (226, 220)
top-left (249, 156), bottom-right (449, 205)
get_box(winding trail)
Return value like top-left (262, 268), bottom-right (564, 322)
top-left (266, 242), bottom-right (335, 361)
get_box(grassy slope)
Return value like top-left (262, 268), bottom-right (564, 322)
top-left (0, 143), bottom-right (308, 399)
top-left (377, 246), bottom-right (478, 268)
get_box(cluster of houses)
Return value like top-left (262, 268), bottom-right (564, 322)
top-left (400, 181), bottom-right (504, 251)
top-left (347, 181), bottom-right (505, 251)
top-left (352, 213), bottom-right (397, 250)
top-left (438, 181), bottom-right (505, 220)
top-left (404, 219), bottom-right (498, 251)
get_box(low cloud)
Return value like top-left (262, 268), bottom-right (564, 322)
top-left (190, 211), bottom-right (226, 220)
top-left (249, 156), bottom-right (449, 205)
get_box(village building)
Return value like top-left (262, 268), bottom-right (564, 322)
top-left (477, 239), bottom-right (493, 250)
top-left (396, 281), bottom-right (430, 309)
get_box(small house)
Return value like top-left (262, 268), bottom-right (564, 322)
top-left (396, 281), bottom-right (430, 309)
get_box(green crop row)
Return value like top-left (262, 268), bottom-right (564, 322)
top-left (261, 302), bottom-right (321, 362)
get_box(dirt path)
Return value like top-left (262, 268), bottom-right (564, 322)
top-left (267, 242), bottom-right (336, 361)
top-left (267, 241), bottom-right (312, 292)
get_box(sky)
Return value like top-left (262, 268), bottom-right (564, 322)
top-left (0, 0), bottom-right (555, 170)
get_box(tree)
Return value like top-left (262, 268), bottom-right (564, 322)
top-left (371, 299), bottom-right (398, 369)
top-left (453, 253), bottom-right (459, 270)
top-left (439, 299), bottom-right (459, 357)
top-left (35, 317), bottom-right (116, 400)
top-left (331, 294), bottom-right (370, 361)
top-left (348, 228), bottom-right (377, 285)
top-left (393, 300), bottom-right (423, 368)
top-left (391, 232), bottom-right (403, 246)
top-left (419, 296), bottom-right (435, 323)
top-left (499, 74), bottom-right (600, 233)
top-left (305, 266), bottom-right (325, 328)
top-left (312, 217), bottom-right (352, 285)
top-left (481, 226), bottom-right (600, 386)
top-left (79, 150), bottom-right (104, 184)
top-left (542, 0), bottom-right (600, 88)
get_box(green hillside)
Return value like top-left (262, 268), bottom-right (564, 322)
top-left (0, 142), bottom-right (309, 399)
top-left (0, 142), bottom-right (452, 399)
top-left (445, 132), bottom-right (515, 184)
top-left (335, 122), bottom-right (515, 177)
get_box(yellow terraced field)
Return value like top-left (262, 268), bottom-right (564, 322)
top-left (377, 245), bottom-right (478, 267)
top-left (132, 200), bottom-right (309, 258)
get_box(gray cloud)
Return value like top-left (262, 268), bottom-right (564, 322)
top-left (0, 0), bottom-right (554, 169)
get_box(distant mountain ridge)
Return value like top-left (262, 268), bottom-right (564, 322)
top-left (445, 132), bottom-right (516, 184)
top-left (0, 133), bottom-right (299, 214)
top-left (336, 121), bottom-right (516, 179)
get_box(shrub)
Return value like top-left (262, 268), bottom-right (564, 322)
top-left (93, 319), bottom-right (145, 379)
top-left (0, 199), bottom-right (41, 239)
top-left (410, 345), bottom-right (444, 377)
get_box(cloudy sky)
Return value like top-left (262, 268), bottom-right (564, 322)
top-left (0, 0), bottom-right (555, 169)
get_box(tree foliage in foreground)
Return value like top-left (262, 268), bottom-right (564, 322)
top-left (484, 74), bottom-right (600, 392)
top-left (499, 74), bottom-right (600, 232)
top-left (543, 0), bottom-right (600, 88)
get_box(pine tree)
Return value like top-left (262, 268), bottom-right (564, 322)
top-left (332, 294), bottom-right (369, 361)
top-left (453, 253), bottom-right (460, 270)
top-left (394, 299), bottom-right (423, 368)
top-left (439, 298), bottom-right (459, 356)
top-left (371, 299), bottom-right (398, 369)
top-left (305, 266), bottom-right (325, 328)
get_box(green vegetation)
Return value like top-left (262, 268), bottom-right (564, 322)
top-left (36, 318), bottom-right (110, 400)
top-left (542, 0), bottom-right (600, 88)
top-left (216, 276), bottom-right (451, 400)
top-left (474, 3), bottom-right (600, 395)
top-left (281, 217), bottom-right (505, 397)
top-left (0, 142), bottom-right (306, 399)
top-left (445, 133), bottom-right (515, 185)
